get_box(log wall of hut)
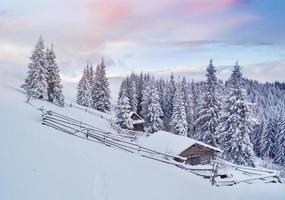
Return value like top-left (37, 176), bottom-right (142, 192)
top-left (132, 123), bottom-right (144, 132)
top-left (179, 144), bottom-right (218, 165)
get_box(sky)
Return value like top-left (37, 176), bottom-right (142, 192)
top-left (0, 0), bottom-right (285, 82)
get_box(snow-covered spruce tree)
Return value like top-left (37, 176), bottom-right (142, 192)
top-left (87, 62), bottom-right (95, 87)
top-left (76, 68), bottom-right (92, 107)
top-left (181, 77), bottom-right (194, 137)
top-left (273, 121), bottom-right (285, 165)
top-left (126, 77), bottom-right (138, 112)
top-left (46, 45), bottom-right (64, 106)
top-left (189, 80), bottom-right (199, 138)
top-left (136, 72), bottom-right (144, 115)
top-left (218, 63), bottom-right (256, 167)
top-left (22, 37), bottom-right (48, 102)
top-left (170, 82), bottom-right (188, 136)
top-left (251, 122), bottom-right (264, 157)
top-left (157, 78), bottom-right (166, 112)
top-left (92, 59), bottom-right (111, 112)
top-left (194, 60), bottom-right (221, 147)
top-left (162, 74), bottom-right (176, 130)
top-left (116, 88), bottom-right (133, 129)
top-left (141, 80), bottom-right (164, 133)
top-left (260, 118), bottom-right (279, 159)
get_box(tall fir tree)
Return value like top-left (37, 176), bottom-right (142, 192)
top-left (141, 80), bottom-right (164, 133)
top-left (260, 118), bottom-right (279, 159)
top-left (116, 88), bottom-right (133, 129)
top-left (76, 67), bottom-right (92, 107)
top-left (136, 72), bottom-right (144, 115)
top-left (218, 63), bottom-right (256, 167)
top-left (88, 62), bottom-right (95, 88)
top-left (22, 37), bottom-right (48, 102)
top-left (181, 77), bottom-right (194, 137)
top-left (163, 73), bottom-right (176, 130)
top-left (170, 82), bottom-right (188, 136)
top-left (126, 77), bottom-right (138, 112)
top-left (195, 60), bottom-right (221, 147)
top-left (251, 122), bottom-right (264, 157)
top-left (92, 59), bottom-right (111, 112)
top-left (273, 121), bottom-right (285, 165)
top-left (46, 45), bottom-right (64, 106)
top-left (190, 80), bottom-right (199, 137)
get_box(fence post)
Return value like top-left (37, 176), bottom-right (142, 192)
top-left (86, 130), bottom-right (89, 139)
top-left (211, 163), bottom-right (218, 186)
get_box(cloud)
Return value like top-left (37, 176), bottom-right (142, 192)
top-left (87, 1), bottom-right (132, 27)
top-left (0, 0), bottom-right (283, 82)
top-left (244, 59), bottom-right (285, 82)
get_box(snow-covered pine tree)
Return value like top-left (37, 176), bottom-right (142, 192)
top-left (170, 82), bottom-right (188, 136)
top-left (251, 122), bottom-right (264, 157)
top-left (189, 80), bottom-right (199, 137)
top-left (260, 118), bottom-right (279, 159)
top-left (46, 44), bottom-right (64, 106)
top-left (157, 78), bottom-right (166, 112)
top-left (273, 121), bottom-right (285, 165)
top-left (116, 88), bottom-right (133, 129)
top-left (181, 77), bottom-right (194, 137)
top-left (218, 62), bottom-right (256, 167)
top-left (136, 72), bottom-right (144, 115)
top-left (76, 67), bottom-right (92, 107)
top-left (162, 73), bottom-right (176, 130)
top-left (141, 79), bottom-right (164, 133)
top-left (88, 62), bottom-right (95, 87)
top-left (194, 60), bottom-right (221, 147)
top-left (92, 59), bottom-right (111, 112)
top-left (126, 77), bottom-right (138, 112)
top-left (22, 37), bottom-right (48, 102)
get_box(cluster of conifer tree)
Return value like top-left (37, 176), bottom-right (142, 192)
top-left (116, 60), bottom-right (285, 167)
top-left (76, 59), bottom-right (111, 113)
top-left (22, 37), bottom-right (64, 106)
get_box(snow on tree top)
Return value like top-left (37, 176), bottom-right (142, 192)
top-left (141, 131), bottom-right (222, 155)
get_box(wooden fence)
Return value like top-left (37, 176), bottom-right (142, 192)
top-left (41, 109), bottom-right (281, 186)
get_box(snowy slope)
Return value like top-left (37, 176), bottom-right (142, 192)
top-left (0, 75), bottom-right (285, 200)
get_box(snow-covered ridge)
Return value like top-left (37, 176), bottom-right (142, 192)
top-left (1, 80), bottom-right (285, 199)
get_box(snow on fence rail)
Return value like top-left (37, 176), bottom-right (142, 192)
top-left (41, 109), bottom-right (281, 186)
top-left (64, 101), bottom-right (130, 136)
top-left (212, 158), bottom-right (281, 186)
top-left (41, 110), bottom-right (187, 162)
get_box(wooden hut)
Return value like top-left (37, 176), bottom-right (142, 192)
top-left (178, 143), bottom-right (221, 165)
top-left (128, 112), bottom-right (144, 132)
top-left (141, 131), bottom-right (221, 165)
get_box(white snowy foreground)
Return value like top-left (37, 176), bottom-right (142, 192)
top-left (1, 80), bottom-right (285, 200)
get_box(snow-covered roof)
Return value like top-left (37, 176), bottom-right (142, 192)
top-left (132, 119), bottom-right (144, 125)
top-left (140, 131), bottom-right (221, 156)
top-left (129, 112), bottom-right (144, 124)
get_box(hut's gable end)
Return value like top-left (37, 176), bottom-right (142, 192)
top-left (131, 114), bottom-right (140, 120)
top-left (128, 112), bottom-right (144, 132)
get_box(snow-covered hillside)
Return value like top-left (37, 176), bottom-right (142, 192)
top-left (1, 75), bottom-right (285, 200)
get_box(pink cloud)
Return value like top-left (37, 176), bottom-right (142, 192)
top-left (226, 13), bottom-right (258, 28)
top-left (77, 0), bottom-right (257, 54)
top-left (87, 1), bottom-right (132, 27)
top-left (173, 0), bottom-right (243, 15)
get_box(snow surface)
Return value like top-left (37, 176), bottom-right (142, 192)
top-left (140, 131), bottom-right (221, 155)
top-left (1, 73), bottom-right (285, 200)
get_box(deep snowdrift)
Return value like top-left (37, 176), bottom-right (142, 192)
top-left (0, 77), bottom-right (285, 200)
